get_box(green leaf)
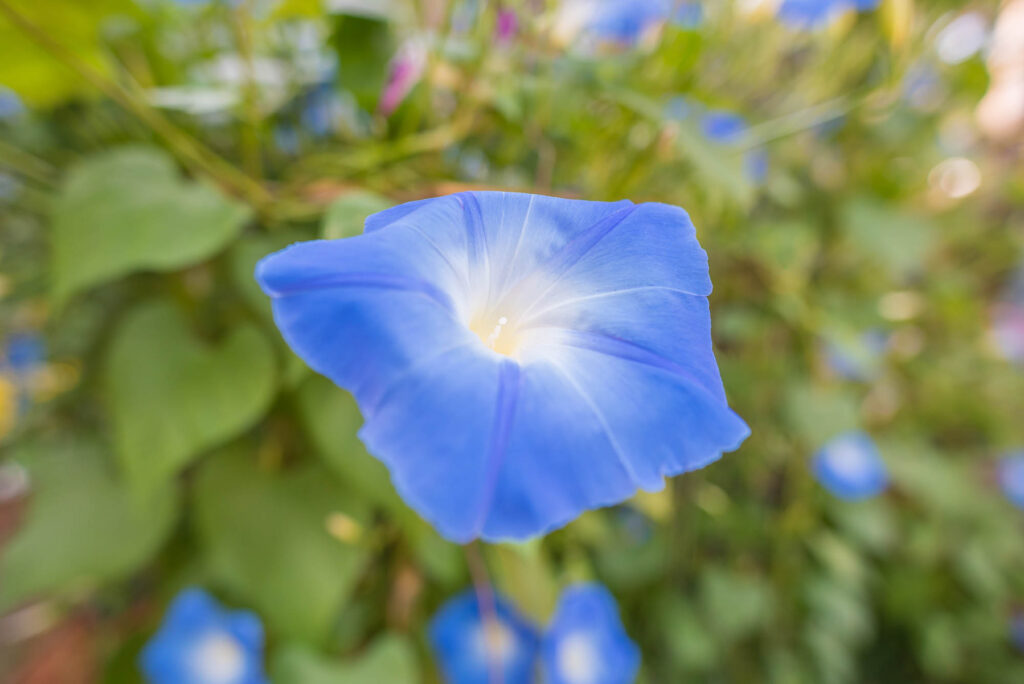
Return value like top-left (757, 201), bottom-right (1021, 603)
top-left (0, 0), bottom-right (136, 107)
top-left (699, 569), bottom-right (774, 644)
top-left (51, 146), bottom-right (252, 306)
top-left (784, 383), bottom-right (861, 447)
top-left (193, 450), bottom-right (372, 643)
top-left (105, 301), bottom-right (276, 493)
top-left (322, 191), bottom-right (393, 240)
top-left (330, 15), bottom-right (393, 112)
top-left (295, 375), bottom-right (397, 509)
top-left (840, 198), bottom-right (936, 280)
top-left (0, 440), bottom-right (178, 610)
top-left (271, 635), bottom-right (419, 684)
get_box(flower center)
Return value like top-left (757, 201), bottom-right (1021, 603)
top-left (470, 314), bottom-right (523, 358)
top-left (826, 442), bottom-right (872, 483)
top-left (473, 617), bottom-right (517, 665)
top-left (189, 631), bottom-right (245, 684)
top-left (557, 632), bottom-right (599, 684)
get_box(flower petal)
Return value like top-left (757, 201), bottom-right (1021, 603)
top-left (522, 287), bottom-right (728, 402)
top-left (521, 328), bottom-right (750, 490)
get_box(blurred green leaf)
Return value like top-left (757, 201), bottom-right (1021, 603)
top-left (105, 301), bottom-right (276, 493)
top-left (322, 191), bottom-right (393, 240)
top-left (784, 383), bottom-right (861, 446)
top-left (0, 0), bottom-right (135, 106)
top-left (805, 577), bottom-right (872, 643)
top-left (330, 15), bottom-right (393, 111)
top-left (271, 634), bottom-right (419, 684)
top-left (657, 593), bottom-right (718, 672)
top-left (295, 375), bottom-right (397, 510)
top-left (193, 450), bottom-right (372, 643)
top-left (50, 146), bottom-right (251, 306)
top-left (0, 440), bottom-right (178, 609)
top-left (840, 198), bottom-right (936, 280)
top-left (699, 568), bottom-right (774, 644)
top-left (228, 230), bottom-right (310, 386)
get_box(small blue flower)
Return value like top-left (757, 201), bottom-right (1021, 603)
top-left (2, 333), bottom-right (46, 375)
top-left (777, 0), bottom-right (879, 29)
top-left (429, 589), bottom-right (540, 684)
top-left (140, 588), bottom-right (267, 684)
top-left (998, 453), bottom-right (1024, 510)
top-left (0, 87), bottom-right (23, 120)
top-left (812, 431), bottom-right (888, 500)
top-left (256, 192), bottom-right (748, 542)
top-left (669, 102), bottom-right (768, 182)
top-left (541, 584), bottom-right (640, 684)
top-left (556, 0), bottom-right (672, 48)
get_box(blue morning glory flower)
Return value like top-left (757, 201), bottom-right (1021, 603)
top-left (812, 431), bottom-right (888, 500)
top-left (429, 589), bottom-right (540, 684)
top-left (140, 588), bottom-right (267, 684)
top-left (256, 192), bottom-right (748, 542)
top-left (541, 584), bottom-right (640, 684)
top-left (777, 0), bottom-right (879, 29)
top-left (998, 453), bottom-right (1024, 510)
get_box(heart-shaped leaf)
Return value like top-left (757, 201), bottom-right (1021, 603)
top-left (0, 439), bottom-right (178, 610)
top-left (105, 301), bottom-right (276, 493)
top-left (271, 635), bottom-right (419, 684)
top-left (51, 146), bottom-right (252, 306)
top-left (193, 450), bottom-right (372, 643)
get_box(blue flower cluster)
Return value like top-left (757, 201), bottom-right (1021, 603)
top-left (430, 583), bottom-right (639, 684)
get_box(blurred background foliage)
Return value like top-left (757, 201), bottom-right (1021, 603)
top-left (1, 0), bottom-right (1024, 682)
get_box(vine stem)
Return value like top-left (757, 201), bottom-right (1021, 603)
top-left (464, 541), bottom-right (504, 684)
top-left (0, 0), bottom-right (271, 210)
